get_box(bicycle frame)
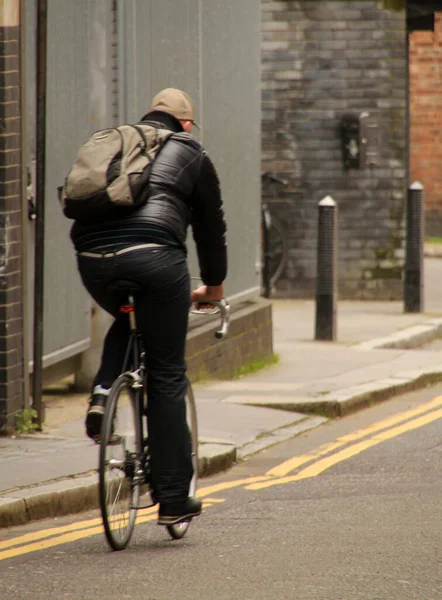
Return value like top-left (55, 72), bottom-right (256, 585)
top-left (99, 286), bottom-right (229, 549)
top-left (120, 295), bottom-right (146, 476)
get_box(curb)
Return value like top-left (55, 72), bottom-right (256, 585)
top-left (229, 369), bottom-right (442, 419)
top-left (0, 416), bottom-right (323, 529)
top-left (0, 450), bottom-right (233, 529)
top-left (2, 363), bottom-right (441, 528)
top-left (3, 317), bottom-right (442, 529)
top-left (355, 318), bottom-right (442, 350)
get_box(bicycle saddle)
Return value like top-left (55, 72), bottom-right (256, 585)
top-left (106, 280), bottom-right (141, 294)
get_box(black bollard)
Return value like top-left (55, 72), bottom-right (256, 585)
top-left (404, 181), bottom-right (424, 313)
top-left (315, 196), bottom-right (338, 341)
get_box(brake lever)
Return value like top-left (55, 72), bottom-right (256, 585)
top-left (191, 298), bottom-right (230, 339)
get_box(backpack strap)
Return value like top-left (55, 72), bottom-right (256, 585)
top-left (130, 124), bottom-right (149, 154)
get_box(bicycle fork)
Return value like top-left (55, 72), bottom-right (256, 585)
top-left (262, 203), bottom-right (272, 299)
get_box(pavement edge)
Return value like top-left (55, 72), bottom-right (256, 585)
top-left (0, 416), bottom-right (326, 529)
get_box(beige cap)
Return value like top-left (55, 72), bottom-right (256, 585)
top-left (150, 88), bottom-right (198, 127)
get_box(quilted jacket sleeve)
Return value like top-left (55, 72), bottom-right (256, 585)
top-left (190, 152), bottom-right (227, 286)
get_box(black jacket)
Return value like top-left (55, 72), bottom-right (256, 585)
top-left (71, 112), bottom-right (227, 286)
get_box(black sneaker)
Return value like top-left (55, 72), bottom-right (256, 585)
top-left (85, 394), bottom-right (107, 441)
top-left (158, 497), bottom-right (202, 526)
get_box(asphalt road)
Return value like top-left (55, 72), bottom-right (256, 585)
top-left (1, 384), bottom-right (441, 600)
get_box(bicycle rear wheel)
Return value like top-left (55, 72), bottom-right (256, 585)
top-left (269, 216), bottom-right (288, 287)
top-left (167, 383), bottom-right (199, 539)
top-left (99, 374), bottom-right (142, 551)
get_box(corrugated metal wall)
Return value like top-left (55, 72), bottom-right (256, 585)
top-left (119, 0), bottom-right (262, 300)
top-left (25, 0), bottom-right (93, 369)
top-left (24, 0), bottom-right (261, 373)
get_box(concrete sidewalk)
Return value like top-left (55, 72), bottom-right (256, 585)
top-left (1, 256), bottom-right (442, 528)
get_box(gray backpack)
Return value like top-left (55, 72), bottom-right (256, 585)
top-left (58, 124), bottom-right (173, 222)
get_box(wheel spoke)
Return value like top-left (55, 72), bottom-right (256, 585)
top-left (167, 384), bottom-right (199, 539)
top-left (99, 375), bottom-right (141, 550)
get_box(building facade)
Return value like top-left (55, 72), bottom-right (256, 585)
top-left (0, 2), bottom-right (26, 431)
top-left (409, 12), bottom-right (442, 236)
top-left (0, 0), bottom-right (265, 433)
top-left (262, 0), bottom-right (409, 299)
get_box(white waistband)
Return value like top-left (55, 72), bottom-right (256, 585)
top-left (77, 243), bottom-right (167, 258)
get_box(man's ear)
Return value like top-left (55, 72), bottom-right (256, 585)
top-left (182, 120), bottom-right (193, 133)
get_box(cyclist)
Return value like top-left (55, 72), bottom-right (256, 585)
top-left (70, 88), bottom-right (227, 525)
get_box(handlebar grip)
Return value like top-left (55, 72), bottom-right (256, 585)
top-left (208, 299), bottom-right (230, 339)
top-left (191, 298), bottom-right (230, 339)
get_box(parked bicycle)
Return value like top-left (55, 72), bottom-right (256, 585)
top-left (261, 172), bottom-right (289, 298)
top-left (98, 279), bottom-right (230, 551)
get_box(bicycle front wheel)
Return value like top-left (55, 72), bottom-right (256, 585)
top-left (99, 374), bottom-right (141, 551)
top-left (167, 383), bottom-right (199, 540)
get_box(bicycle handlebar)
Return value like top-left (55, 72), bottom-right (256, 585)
top-left (262, 172), bottom-right (288, 186)
top-left (191, 298), bottom-right (230, 339)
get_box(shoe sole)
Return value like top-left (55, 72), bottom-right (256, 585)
top-left (158, 510), bottom-right (202, 526)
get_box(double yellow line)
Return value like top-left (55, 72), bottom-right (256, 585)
top-left (246, 395), bottom-right (442, 490)
top-left (1, 396), bottom-right (441, 561)
top-left (0, 480), bottom-right (264, 561)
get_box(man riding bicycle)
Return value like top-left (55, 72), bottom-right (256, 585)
top-left (69, 88), bottom-right (227, 525)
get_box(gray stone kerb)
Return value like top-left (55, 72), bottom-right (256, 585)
top-left (2, 318), bottom-right (442, 529)
top-left (0, 417), bottom-right (326, 529)
top-left (229, 367), bottom-right (442, 419)
top-left (222, 320), bottom-right (442, 418)
top-left (356, 318), bottom-right (442, 350)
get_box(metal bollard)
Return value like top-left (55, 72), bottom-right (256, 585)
top-left (315, 196), bottom-right (338, 341)
top-left (404, 181), bottom-right (424, 313)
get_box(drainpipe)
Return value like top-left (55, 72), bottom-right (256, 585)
top-left (33, 0), bottom-right (47, 428)
top-left (19, 0), bottom-right (30, 409)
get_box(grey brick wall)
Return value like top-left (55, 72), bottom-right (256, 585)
top-left (0, 25), bottom-right (25, 433)
top-left (262, 0), bottom-right (407, 299)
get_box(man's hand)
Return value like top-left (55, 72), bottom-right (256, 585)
top-left (191, 284), bottom-right (224, 308)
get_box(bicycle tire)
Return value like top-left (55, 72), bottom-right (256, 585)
top-left (99, 374), bottom-right (141, 551)
top-left (167, 383), bottom-right (199, 540)
top-left (268, 216), bottom-right (288, 287)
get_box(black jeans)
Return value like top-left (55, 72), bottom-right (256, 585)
top-left (77, 247), bottom-right (193, 503)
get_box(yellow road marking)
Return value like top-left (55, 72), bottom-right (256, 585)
top-left (0, 512), bottom-right (162, 562)
top-left (247, 407), bottom-right (442, 490)
top-left (267, 395), bottom-right (442, 477)
top-left (0, 520), bottom-right (102, 551)
top-left (0, 504), bottom-right (158, 552)
top-left (195, 475), bottom-right (270, 498)
top-left (0, 477), bottom-right (267, 557)
top-left (3, 399), bottom-right (442, 560)
top-left (0, 496), bottom-right (229, 562)
top-left (0, 526), bottom-right (108, 561)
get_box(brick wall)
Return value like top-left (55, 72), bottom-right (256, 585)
top-left (0, 19), bottom-right (25, 433)
top-left (262, 0), bottom-right (407, 299)
top-left (409, 13), bottom-right (442, 237)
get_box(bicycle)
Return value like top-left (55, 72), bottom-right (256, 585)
top-left (261, 172), bottom-right (289, 298)
top-left (98, 279), bottom-right (230, 551)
